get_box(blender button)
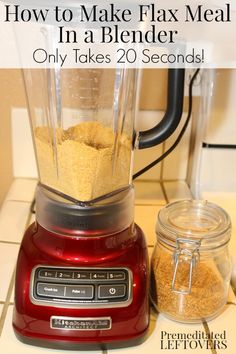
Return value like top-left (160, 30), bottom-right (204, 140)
top-left (56, 271), bottom-right (74, 280)
top-left (91, 272), bottom-right (108, 280)
top-left (74, 272), bottom-right (91, 280)
top-left (37, 283), bottom-right (65, 298)
top-left (108, 272), bottom-right (126, 280)
top-left (65, 285), bottom-right (94, 299)
top-left (38, 270), bottom-right (57, 279)
top-left (98, 284), bottom-right (126, 299)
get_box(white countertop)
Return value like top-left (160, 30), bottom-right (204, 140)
top-left (0, 178), bottom-right (235, 354)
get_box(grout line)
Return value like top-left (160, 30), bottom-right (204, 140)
top-left (0, 240), bottom-right (21, 245)
top-left (0, 301), bottom-right (5, 305)
top-left (163, 178), bottom-right (187, 183)
top-left (160, 182), bottom-right (169, 204)
top-left (14, 177), bottom-right (38, 181)
top-left (160, 141), bottom-right (166, 182)
top-left (135, 203), bottom-right (166, 207)
top-left (202, 320), bottom-right (218, 354)
top-left (5, 199), bottom-right (32, 204)
top-left (0, 269), bottom-right (15, 336)
top-left (135, 178), bottom-right (187, 183)
top-left (24, 209), bottom-right (35, 231)
top-left (0, 201), bottom-right (32, 245)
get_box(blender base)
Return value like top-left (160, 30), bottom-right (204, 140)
top-left (14, 328), bottom-right (148, 350)
top-left (13, 222), bottom-right (149, 349)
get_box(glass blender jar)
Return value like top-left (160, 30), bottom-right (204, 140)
top-left (11, 3), bottom-right (186, 349)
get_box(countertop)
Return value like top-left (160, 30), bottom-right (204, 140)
top-left (0, 178), bottom-right (235, 354)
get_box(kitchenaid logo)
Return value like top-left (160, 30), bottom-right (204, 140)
top-left (160, 330), bottom-right (228, 350)
top-left (51, 316), bottom-right (111, 330)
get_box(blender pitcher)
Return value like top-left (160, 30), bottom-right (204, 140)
top-left (25, 67), bottom-right (184, 203)
top-left (26, 68), bottom-right (136, 203)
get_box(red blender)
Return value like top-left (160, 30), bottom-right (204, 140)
top-left (12, 54), bottom-right (185, 351)
top-left (13, 67), bottom-right (184, 349)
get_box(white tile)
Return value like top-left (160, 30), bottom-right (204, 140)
top-left (1, 306), bottom-right (102, 354)
top-left (206, 305), bottom-right (236, 353)
top-left (10, 284), bottom-right (15, 303)
top-left (200, 149), bottom-right (236, 193)
top-left (162, 112), bottom-right (191, 180)
top-left (0, 303), bottom-right (3, 317)
top-left (148, 246), bottom-right (154, 260)
top-left (134, 181), bottom-right (166, 205)
top-left (136, 111), bottom-right (164, 131)
top-left (11, 108), bottom-right (38, 178)
top-left (29, 213), bottom-right (36, 225)
top-left (0, 243), bottom-right (19, 302)
top-left (152, 314), bottom-right (213, 354)
top-left (133, 145), bottom-right (162, 181)
top-left (135, 206), bottom-right (161, 246)
top-left (107, 320), bottom-right (157, 354)
top-left (6, 178), bottom-right (37, 202)
top-left (0, 201), bottom-right (31, 242)
top-left (227, 287), bottom-right (236, 304)
top-left (164, 181), bottom-right (192, 202)
top-left (108, 314), bottom-right (205, 354)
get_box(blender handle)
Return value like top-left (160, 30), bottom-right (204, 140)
top-left (137, 68), bottom-right (185, 149)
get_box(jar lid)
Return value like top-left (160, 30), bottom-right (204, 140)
top-left (157, 200), bottom-right (231, 250)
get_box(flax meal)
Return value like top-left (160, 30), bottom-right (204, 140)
top-left (151, 249), bottom-right (226, 321)
top-left (34, 121), bottom-right (131, 201)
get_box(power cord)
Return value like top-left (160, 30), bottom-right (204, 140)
top-left (133, 68), bottom-right (200, 180)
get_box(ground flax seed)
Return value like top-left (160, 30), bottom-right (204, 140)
top-left (34, 121), bottom-right (131, 201)
top-left (151, 249), bottom-right (226, 322)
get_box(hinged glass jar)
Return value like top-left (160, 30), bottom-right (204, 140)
top-left (150, 200), bottom-right (232, 323)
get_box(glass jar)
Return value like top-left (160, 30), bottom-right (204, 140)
top-left (150, 200), bottom-right (232, 323)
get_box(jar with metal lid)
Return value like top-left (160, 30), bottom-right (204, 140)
top-left (150, 200), bottom-right (232, 323)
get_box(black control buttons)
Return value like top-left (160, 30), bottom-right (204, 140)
top-left (37, 283), bottom-right (65, 298)
top-left (38, 270), bottom-right (57, 279)
top-left (98, 285), bottom-right (126, 299)
top-left (37, 283), bottom-right (94, 300)
top-left (108, 272), bottom-right (126, 280)
top-left (74, 271), bottom-right (91, 280)
top-left (65, 285), bottom-right (94, 299)
top-left (91, 272), bottom-right (107, 280)
top-left (33, 267), bottom-right (131, 306)
top-left (57, 271), bottom-right (74, 280)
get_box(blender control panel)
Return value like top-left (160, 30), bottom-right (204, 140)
top-left (30, 266), bottom-right (132, 308)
